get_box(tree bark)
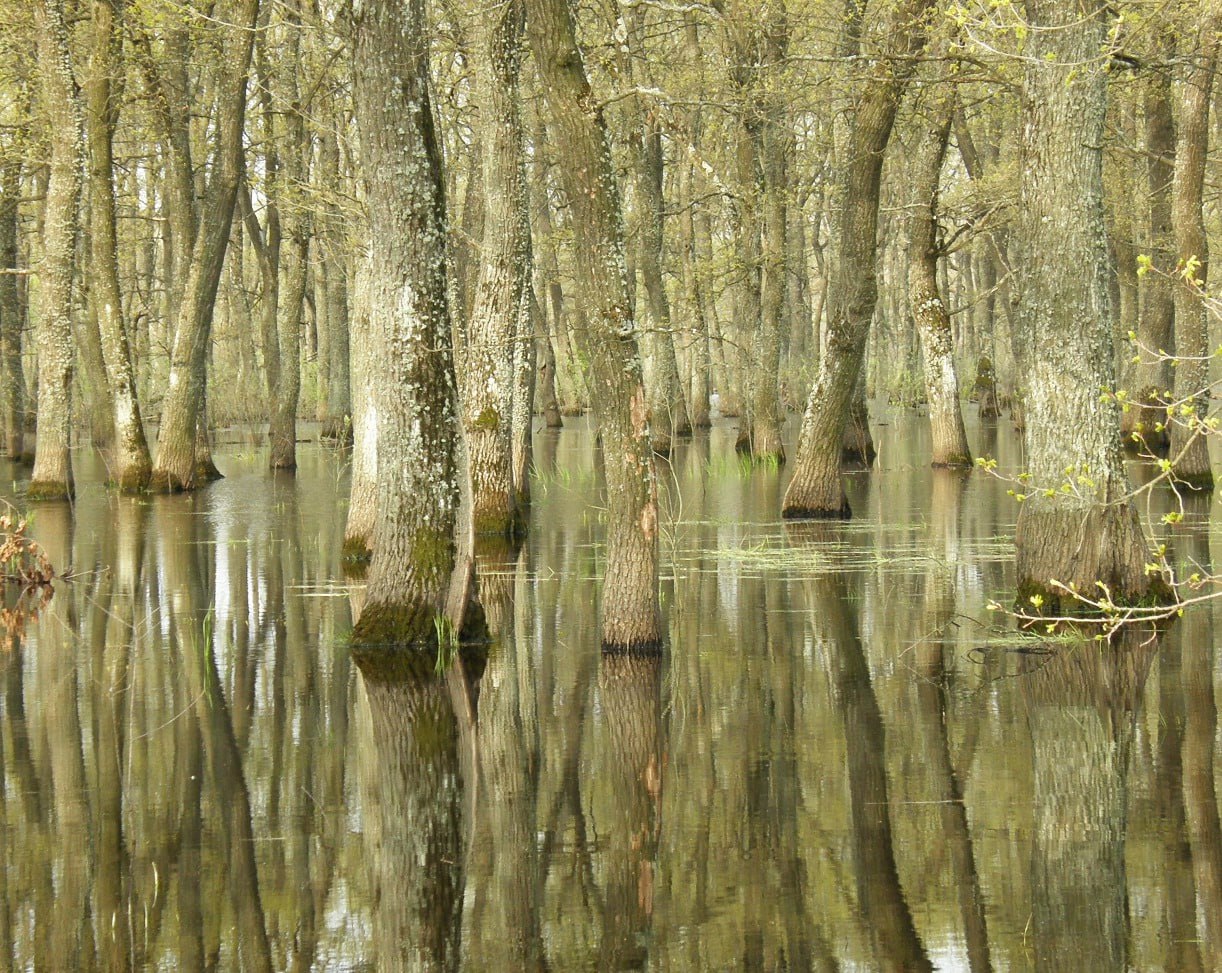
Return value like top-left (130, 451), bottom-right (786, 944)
top-left (86, 0), bottom-right (153, 492)
top-left (1168, 5), bottom-right (1218, 491)
top-left (318, 124), bottom-right (352, 444)
top-left (782, 0), bottom-right (932, 517)
top-left (0, 154), bottom-right (24, 459)
top-left (343, 254), bottom-right (376, 567)
top-left (1013, 0), bottom-right (1156, 607)
top-left (463, 0), bottom-right (530, 538)
top-left (149, 0), bottom-right (260, 492)
top-left (29, 0), bottom-right (84, 501)
top-left (349, 0), bottom-right (462, 645)
top-left (526, 0), bottom-right (661, 650)
top-left (908, 101), bottom-right (971, 468)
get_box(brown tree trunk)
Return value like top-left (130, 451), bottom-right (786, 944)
top-left (149, 0), bottom-right (260, 492)
top-left (526, 0), bottom-right (661, 650)
top-left (318, 125), bottom-right (352, 444)
top-left (1013, 0), bottom-right (1156, 608)
top-left (343, 255), bottom-right (376, 567)
top-left (86, 0), bottom-right (153, 492)
top-left (908, 101), bottom-right (971, 468)
top-left (29, 0), bottom-right (84, 501)
top-left (1122, 50), bottom-right (1176, 455)
top-left (1168, 6), bottom-right (1218, 491)
top-left (782, 0), bottom-right (932, 517)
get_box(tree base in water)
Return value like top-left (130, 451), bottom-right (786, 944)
top-left (25, 478), bottom-right (73, 502)
top-left (114, 462), bottom-right (152, 495)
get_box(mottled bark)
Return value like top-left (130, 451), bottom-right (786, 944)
top-left (0, 155), bottom-right (24, 458)
top-left (511, 287), bottom-right (537, 508)
top-left (526, 0), bottom-right (661, 650)
top-left (782, 0), bottom-right (932, 517)
top-left (343, 256), bottom-right (376, 567)
top-left (29, 0), bottom-right (84, 501)
top-left (463, 0), bottom-right (529, 538)
top-left (149, 0), bottom-right (260, 491)
top-left (318, 125), bottom-right (352, 444)
top-left (350, 0), bottom-right (461, 645)
top-left (86, 0), bottom-right (153, 492)
top-left (1013, 0), bottom-right (1156, 606)
top-left (908, 102), bottom-right (970, 468)
top-left (1168, 7), bottom-right (1217, 491)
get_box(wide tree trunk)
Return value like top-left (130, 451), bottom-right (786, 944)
top-left (1013, 0), bottom-right (1156, 607)
top-left (0, 155), bottom-right (24, 459)
top-left (908, 101), bottom-right (970, 468)
top-left (349, 0), bottom-right (462, 645)
top-left (149, 0), bottom-right (260, 492)
top-left (1121, 51), bottom-right (1175, 455)
top-left (526, 0), bottom-right (662, 651)
top-left (29, 0), bottom-right (84, 501)
top-left (86, 0), bottom-right (153, 492)
top-left (462, 0), bottom-right (530, 538)
top-left (782, 0), bottom-right (932, 517)
top-left (1167, 5), bottom-right (1217, 492)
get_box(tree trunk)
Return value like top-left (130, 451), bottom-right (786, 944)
top-left (782, 0), bottom-right (932, 518)
top-left (462, 0), bottom-right (529, 538)
top-left (1168, 6), bottom-right (1218, 492)
top-left (86, 0), bottom-right (153, 492)
top-left (29, 0), bottom-right (84, 501)
top-left (318, 125), bottom-right (352, 444)
top-left (349, 0), bottom-right (462, 645)
top-left (1122, 51), bottom-right (1176, 454)
top-left (0, 155), bottom-right (24, 459)
top-left (1013, 0), bottom-right (1156, 608)
top-left (149, 0), bottom-right (260, 492)
top-left (344, 255), bottom-right (376, 567)
top-left (526, 0), bottom-right (661, 651)
top-left (909, 102), bottom-right (971, 468)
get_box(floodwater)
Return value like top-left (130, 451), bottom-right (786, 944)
top-left (1, 410), bottom-right (1221, 972)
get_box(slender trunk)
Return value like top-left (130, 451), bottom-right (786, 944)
top-left (343, 255), bottom-right (376, 566)
top-left (526, 0), bottom-right (661, 650)
top-left (0, 156), bottom-right (24, 458)
top-left (1168, 6), bottom-right (1217, 491)
top-left (909, 102), bottom-right (970, 468)
top-left (1122, 52), bottom-right (1176, 454)
top-left (782, 0), bottom-right (932, 517)
top-left (319, 125), bottom-right (352, 443)
top-left (87, 0), bottom-right (153, 492)
top-left (29, 0), bottom-right (84, 501)
top-left (463, 0), bottom-right (529, 538)
top-left (150, 0), bottom-right (261, 491)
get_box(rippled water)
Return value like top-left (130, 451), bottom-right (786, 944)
top-left (1, 411), bottom-right (1220, 971)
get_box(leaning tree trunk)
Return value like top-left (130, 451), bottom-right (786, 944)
top-left (349, 0), bottom-right (462, 645)
top-left (150, 0), bottom-right (260, 492)
top-left (908, 99), bottom-right (970, 468)
top-left (526, 0), bottom-right (662, 651)
top-left (1013, 0), bottom-right (1157, 608)
top-left (28, 0), bottom-right (84, 501)
top-left (86, 0), bottom-right (153, 492)
top-left (1121, 49), bottom-right (1175, 455)
top-left (1168, 5), bottom-right (1218, 492)
top-left (462, 0), bottom-right (530, 539)
top-left (0, 155), bottom-right (24, 459)
top-left (782, 0), bottom-right (932, 518)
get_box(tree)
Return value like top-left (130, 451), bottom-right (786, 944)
top-left (526, 0), bottom-right (662, 650)
top-left (1011, 0), bottom-right (1157, 607)
top-left (782, 0), bottom-right (934, 518)
top-left (27, 0), bottom-right (83, 501)
top-left (348, 0), bottom-right (462, 644)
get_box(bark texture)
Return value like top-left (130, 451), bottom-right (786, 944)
top-left (0, 154), bottom-right (24, 459)
top-left (350, 0), bottom-right (461, 645)
top-left (1168, 6), bottom-right (1218, 491)
top-left (908, 102), bottom-right (970, 468)
top-left (782, 0), bottom-right (932, 517)
top-left (29, 0), bottom-right (84, 501)
top-left (87, 0), bottom-right (153, 492)
top-left (1013, 0), bottom-right (1156, 607)
top-left (526, 0), bottom-right (661, 650)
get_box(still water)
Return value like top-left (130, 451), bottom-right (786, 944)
top-left (1, 411), bottom-right (1220, 972)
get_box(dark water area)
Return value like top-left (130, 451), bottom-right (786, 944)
top-left (2, 410), bottom-right (1222, 971)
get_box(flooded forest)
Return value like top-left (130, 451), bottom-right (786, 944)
top-left (1, 0), bottom-right (1222, 969)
